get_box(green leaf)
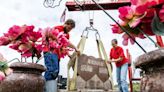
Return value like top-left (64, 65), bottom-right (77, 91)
top-left (151, 12), bottom-right (164, 35)
top-left (0, 62), bottom-right (8, 71)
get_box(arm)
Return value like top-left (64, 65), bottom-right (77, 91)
top-left (111, 57), bottom-right (123, 63)
top-left (68, 41), bottom-right (81, 56)
top-left (68, 41), bottom-right (78, 51)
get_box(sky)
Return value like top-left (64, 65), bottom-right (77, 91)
top-left (0, 0), bottom-right (161, 84)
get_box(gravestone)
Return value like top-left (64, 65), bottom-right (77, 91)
top-left (76, 54), bottom-right (113, 91)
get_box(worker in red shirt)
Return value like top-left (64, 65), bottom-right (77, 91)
top-left (44, 19), bottom-right (80, 92)
top-left (109, 39), bottom-right (128, 92)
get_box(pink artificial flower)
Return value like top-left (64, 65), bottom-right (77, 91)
top-left (111, 21), bottom-right (128, 34)
top-left (49, 41), bottom-right (59, 49)
top-left (141, 9), bottom-right (155, 23)
top-left (146, 1), bottom-right (158, 7)
top-left (58, 35), bottom-right (70, 47)
top-left (111, 24), bottom-right (123, 34)
top-left (135, 3), bottom-right (148, 15)
top-left (122, 34), bottom-right (136, 46)
top-left (128, 16), bottom-right (142, 28)
top-left (35, 44), bottom-right (42, 52)
top-left (118, 6), bottom-right (134, 21)
top-left (21, 50), bottom-right (32, 58)
top-left (130, 0), bottom-right (148, 5)
top-left (24, 25), bottom-right (34, 32)
top-left (131, 0), bottom-right (159, 6)
top-left (131, 0), bottom-right (138, 5)
top-left (159, 5), bottom-right (164, 22)
top-left (9, 41), bottom-right (21, 51)
top-left (4, 25), bottom-right (22, 41)
top-left (132, 0), bottom-right (157, 15)
top-left (122, 33), bottom-right (131, 46)
top-left (51, 28), bottom-right (60, 37)
top-left (159, 0), bottom-right (164, 4)
top-left (141, 23), bottom-right (155, 35)
top-left (110, 0), bottom-right (162, 46)
top-left (28, 31), bottom-right (42, 42)
top-left (41, 27), bottom-right (71, 58)
top-left (0, 72), bottom-right (5, 81)
top-left (2, 25), bottom-right (42, 58)
top-left (122, 33), bottom-right (145, 46)
top-left (0, 36), bottom-right (11, 45)
top-left (18, 44), bottom-right (31, 53)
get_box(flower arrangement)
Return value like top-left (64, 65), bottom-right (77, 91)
top-left (0, 25), bottom-right (72, 63)
top-left (0, 25), bottom-right (42, 61)
top-left (41, 27), bottom-right (72, 58)
top-left (111, 0), bottom-right (164, 45)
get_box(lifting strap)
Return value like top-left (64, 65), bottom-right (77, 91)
top-left (96, 39), bottom-right (114, 89)
top-left (67, 35), bottom-right (87, 91)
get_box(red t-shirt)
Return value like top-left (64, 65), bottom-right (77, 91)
top-left (54, 26), bottom-right (70, 39)
top-left (110, 46), bottom-right (128, 67)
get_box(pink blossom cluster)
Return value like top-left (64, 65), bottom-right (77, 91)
top-left (0, 25), bottom-right (42, 58)
top-left (111, 0), bottom-right (164, 45)
top-left (0, 25), bottom-right (72, 60)
top-left (41, 27), bottom-right (72, 58)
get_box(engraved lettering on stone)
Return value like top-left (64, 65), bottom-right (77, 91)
top-left (81, 65), bottom-right (93, 72)
top-left (99, 67), bottom-right (108, 74)
top-left (88, 59), bottom-right (104, 66)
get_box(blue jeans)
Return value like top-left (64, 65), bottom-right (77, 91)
top-left (44, 52), bottom-right (59, 81)
top-left (116, 63), bottom-right (128, 92)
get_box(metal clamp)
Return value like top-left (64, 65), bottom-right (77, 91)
top-left (81, 28), bottom-right (89, 38)
top-left (95, 30), bottom-right (101, 40)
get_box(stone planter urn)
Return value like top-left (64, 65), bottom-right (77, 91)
top-left (0, 62), bottom-right (46, 92)
top-left (135, 49), bottom-right (164, 92)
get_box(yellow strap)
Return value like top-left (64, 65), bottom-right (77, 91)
top-left (67, 36), bottom-right (87, 91)
top-left (98, 40), bottom-right (114, 89)
top-left (96, 40), bottom-right (103, 58)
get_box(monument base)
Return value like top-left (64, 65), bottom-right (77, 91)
top-left (135, 49), bottom-right (164, 92)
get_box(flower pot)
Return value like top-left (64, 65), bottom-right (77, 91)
top-left (135, 49), bottom-right (164, 92)
top-left (0, 62), bottom-right (46, 92)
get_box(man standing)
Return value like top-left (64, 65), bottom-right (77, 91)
top-left (109, 39), bottom-right (129, 92)
top-left (44, 19), bottom-right (80, 92)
